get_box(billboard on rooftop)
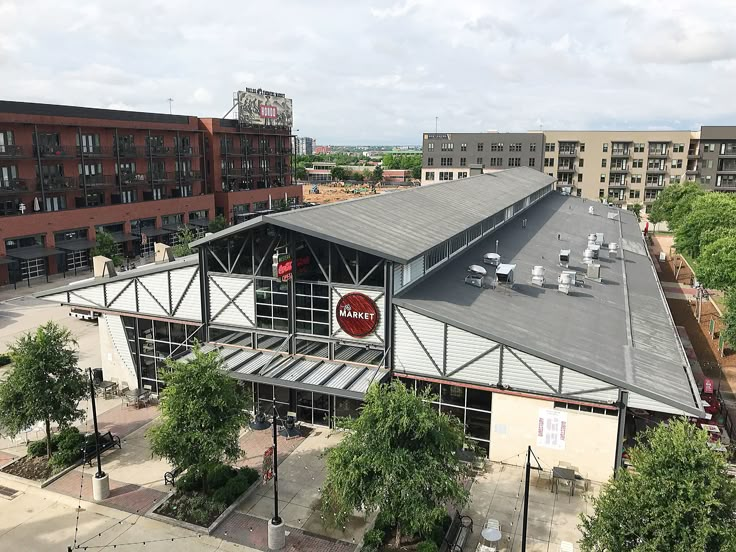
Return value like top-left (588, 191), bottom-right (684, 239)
top-left (237, 88), bottom-right (293, 128)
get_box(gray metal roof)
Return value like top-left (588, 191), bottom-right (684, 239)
top-left (191, 167), bottom-right (555, 264)
top-left (394, 192), bottom-right (702, 416)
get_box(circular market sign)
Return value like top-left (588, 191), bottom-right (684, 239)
top-left (336, 293), bottom-right (379, 338)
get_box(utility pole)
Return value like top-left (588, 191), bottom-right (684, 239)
top-left (521, 446), bottom-right (531, 552)
top-left (167, 98), bottom-right (174, 115)
top-left (88, 368), bottom-right (109, 500)
top-left (268, 399), bottom-right (285, 550)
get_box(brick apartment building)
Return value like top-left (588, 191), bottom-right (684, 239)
top-left (0, 100), bottom-right (300, 286)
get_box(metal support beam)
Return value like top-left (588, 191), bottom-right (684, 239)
top-left (614, 389), bottom-right (629, 473)
top-left (33, 124), bottom-right (46, 207)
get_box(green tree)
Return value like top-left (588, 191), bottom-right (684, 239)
top-left (676, 193), bottom-right (736, 257)
top-left (696, 230), bottom-right (736, 291)
top-left (172, 226), bottom-right (196, 257)
top-left (295, 166), bottom-right (307, 181)
top-left (648, 182), bottom-right (704, 231)
top-left (0, 322), bottom-right (87, 458)
top-left (411, 166), bottom-right (421, 180)
top-left (352, 170), bottom-right (365, 182)
top-left (208, 215), bottom-right (227, 234)
top-left (630, 203), bottom-right (642, 222)
top-left (321, 381), bottom-right (470, 547)
top-left (373, 166), bottom-right (384, 183)
top-left (721, 290), bottom-right (736, 352)
top-left (580, 419), bottom-right (736, 552)
top-left (330, 166), bottom-right (347, 181)
top-left (147, 347), bottom-right (251, 492)
top-left (92, 230), bottom-right (123, 267)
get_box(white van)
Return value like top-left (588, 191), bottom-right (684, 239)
top-left (69, 307), bottom-right (99, 321)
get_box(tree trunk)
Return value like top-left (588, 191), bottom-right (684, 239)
top-left (45, 418), bottom-right (52, 459)
top-left (395, 523), bottom-right (401, 548)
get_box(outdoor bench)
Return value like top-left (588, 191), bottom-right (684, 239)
top-left (81, 431), bottom-right (121, 466)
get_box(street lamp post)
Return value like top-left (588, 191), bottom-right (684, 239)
top-left (88, 368), bottom-right (110, 500)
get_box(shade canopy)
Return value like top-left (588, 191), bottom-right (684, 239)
top-left (56, 239), bottom-right (97, 252)
top-left (7, 246), bottom-right (63, 260)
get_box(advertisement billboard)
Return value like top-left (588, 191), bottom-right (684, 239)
top-left (237, 88), bottom-right (293, 128)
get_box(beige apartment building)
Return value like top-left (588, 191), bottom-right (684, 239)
top-left (540, 130), bottom-right (700, 210)
top-left (422, 127), bottom-right (736, 212)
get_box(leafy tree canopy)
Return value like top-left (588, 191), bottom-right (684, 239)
top-left (321, 381), bottom-right (470, 546)
top-left (0, 322), bottom-right (87, 458)
top-left (330, 166), bottom-right (348, 181)
top-left (147, 346), bottom-right (251, 490)
top-left (92, 230), bottom-right (123, 267)
top-left (648, 182), bottom-right (704, 229)
top-left (295, 166), bottom-right (308, 181)
top-left (172, 226), bottom-right (196, 258)
top-left (696, 229), bottom-right (736, 291)
top-left (630, 203), bottom-right (642, 222)
top-left (721, 290), bottom-right (736, 350)
top-left (373, 165), bottom-right (384, 182)
top-left (382, 153), bottom-right (422, 171)
top-left (675, 192), bottom-right (736, 257)
top-left (208, 214), bottom-right (228, 234)
top-left (580, 419), bottom-right (736, 552)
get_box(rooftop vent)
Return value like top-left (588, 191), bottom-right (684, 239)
top-left (531, 266), bottom-right (545, 287)
top-left (483, 252), bottom-right (501, 266)
top-left (496, 263), bottom-right (516, 288)
top-left (590, 244), bottom-right (601, 260)
top-left (559, 249), bottom-right (571, 268)
top-left (608, 242), bottom-right (618, 258)
top-left (465, 265), bottom-right (487, 288)
top-left (558, 271), bottom-right (574, 294)
top-left (596, 232), bottom-right (605, 245)
top-left (583, 248), bottom-right (593, 265)
top-left (587, 263), bottom-right (601, 281)
top-left (587, 233), bottom-right (597, 244)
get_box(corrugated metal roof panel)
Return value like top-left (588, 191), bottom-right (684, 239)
top-left (303, 362), bottom-right (344, 385)
top-left (280, 359), bottom-right (321, 382)
top-left (325, 365), bottom-right (364, 390)
top-left (349, 368), bottom-right (388, 393)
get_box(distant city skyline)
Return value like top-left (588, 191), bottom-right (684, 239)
top-left (2, 1), bottom-right (736, 144)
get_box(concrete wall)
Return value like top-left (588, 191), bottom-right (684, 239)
top-left (490, 393), bottom-right (618, 483)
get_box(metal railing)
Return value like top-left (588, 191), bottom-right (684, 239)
top-left (34, 144), bottom-right (75, 157)
top-left (79, 174), bottom-right (116, 187)
top-left (0, 145), bottom-right (25, 157)
top-left (0, 178), bottom-right (29, 193)
top-left (39, 176), bottom-right (75, 190)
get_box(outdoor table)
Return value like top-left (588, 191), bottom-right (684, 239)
top-left (98, 380), bottom-right (118, 399)
top-left (481, 527), bottom-right (502, 543)
top-left (701, 423), bottom-right (721, 434)
top-left (552, 466), bottom-right (576, 496)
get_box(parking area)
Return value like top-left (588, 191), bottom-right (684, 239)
top-left (463, 462), bottom-right (596, 552)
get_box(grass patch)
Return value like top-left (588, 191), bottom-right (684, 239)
top-left (155, 464), bottom-right (259, 527)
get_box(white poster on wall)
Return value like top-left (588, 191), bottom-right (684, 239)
top-left (537, 408), bottom-right (567, 450)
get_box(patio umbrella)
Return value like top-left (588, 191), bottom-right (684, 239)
top-left (33, 196), bottom-right (41, 212)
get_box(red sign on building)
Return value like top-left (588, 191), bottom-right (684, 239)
top-left (259, 104), bottom-right (278, 119)
top-left (336, 293), bottom-right (379, 338)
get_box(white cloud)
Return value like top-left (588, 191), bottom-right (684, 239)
top-left (1, 0), bottom-right (735, 144)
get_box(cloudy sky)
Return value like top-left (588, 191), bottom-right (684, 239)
top-left (2, 0), bottom-right (736, 145)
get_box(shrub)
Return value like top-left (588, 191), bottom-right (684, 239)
top-left (55, 426), bottom-right (84, 454)
top-left (362, 528), bottom-right (385, 551)
top-left (212, 473), bottom-right (251, 505)
top-left (207, 463), bottom-right (237, 490)
top-left (0, 353), bottom-right (11, 366)
top-left (238, 466), bottom-right (259, 485)
top-left (416, 541), bottom-right (439, 552)
top-left (49, 448), bottom-right (80, 472)
top-left (172, 494), bottom-right (226, 527)
top-left (27, 439), bottom-right (50, 457)
top-left (176, 469), bottom-right (202, 492)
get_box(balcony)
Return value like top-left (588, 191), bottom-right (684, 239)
top-left (39, 176), bottom-right (75, 190)
top-left (608, 182), bottom-right (628, 188)
top-left (35, 145), bottom-right (75, 158)
top-left (176, 170), bottom-right (203, 182)
top-left (151, 172), bottom-right (174, 183)
top-left (0, 145), bottom-right (26, 159)
top-left (558, 149), bottom-right (577, 157)
top-left (644, 182), bottom-right (665, 189)
top-left (647, 149), bottom-right (669, 158)
top-left (174, 146), bottom-right (200, 157)
top-left (224, 168), bottom-right (251, 179)
top-left (77, 145), bottom-right (111, 157)
top-left (687, 150), bottom-right (700, 159)
top-left (720, 147), bottom-right (736, 158)
top-left (646, 166), bottom-right (667, 174)
top-left (114, 145), bottom-right (143, 158)
top-left (717, 165), bottom-right (736, 174)
top-left (0, 178), bottom-right (29, 194)
top-left (147, 145), bottom-right (173, 157)
top-left (609, 165), bottom-right (629, 173)
top-left (556, 165), bottom-right (576, 173)
top-left (79, 174), bottom-right (116, 187)
top-left (610, 149), bottom-right (629, 157)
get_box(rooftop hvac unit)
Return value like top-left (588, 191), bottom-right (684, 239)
top-left (608, 242), bottom-right (618, 258)
top-left (559, 249), bottom-right (571, 268)
top-left (557, 271), bottom-right (574, 294)
top-left (531, 266), bottom-right (545, 287)
top-left (596, 232), bottom-right (605, 245)
top-left (465, 264), bottom-right (487, 288)
top-left (587, 263), bottom-right (601, 280)
top-left (496, 263), bottom-right (516, 288)
top-left (587, 233), bottom-right (597, 244)
top-left (483, 252), bottom-right (501, 266)
top-left (590, 244), bottom-right (601, 259)
top-left (583, 248), bottom-right (593, 265)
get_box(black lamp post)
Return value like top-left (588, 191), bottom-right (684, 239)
top-left (88, 367), bottom-right (109, 500)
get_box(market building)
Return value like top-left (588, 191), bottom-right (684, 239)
top-left (38, 167), bottom-right (703, 482)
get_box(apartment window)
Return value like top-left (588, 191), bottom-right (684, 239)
top-left (579, 143), bottom-right (585, 152)
top-left (670, 175), bottom-right (681, 184)
top-left (460, 143), bottom-right (467, 151)
top-left (439, 171), bottom-right (453, 181)
top-left (633, 159), bottom-right (643, 168)
top-left (602, 143), bottom-right (609, 152)
top-left (631, 174), bottom-right (642, 184)
top-left (671, 159), bottom-right (683, 169)
top-left (425, 171), bottom-right (435, 181)
top-left (440, 157), bottom-right (453, 166)
top-left (295, 282), bottom-right (330, 336)
top-left (544, 158), bottom-right (555, 167)
top-left (629, 190), bottom-right (641, 199)
top-left (706, 143), bottom-right (716, 152)
top-left (457, 171), bottom-right (468, 179)
top-left (633, 143), bottom-right (643, 153)
top-left (489, 158), bottom-right (502, 167)
top-left (427, 143), bottom-right (434, 151)
top-left (544, 143), bottom-right (555, 152)
top-left (490, 143), bottom-right (503, 152)
top-left (577, 173), bottom-right (583, 183)
top-left (673, 143), bottom-right (685, 153)
top-left (530, 143), bottom-right (537, 152)
top-left (508, 158), bottom-right (521, 167)
top-left (509, 143), bottom-right (522, 152)
top-left (441, 143), bottom-right (454, 151)
top-left (0, 165), bottom-right (18, 183)
top-left (599, 189), bottom-right (604, 197)
top-left (600, 174), bottom-right (606, 183)
top-left (460, 157), bottom-right (466, 166)
top-left (0, 130), bottom-right (15, 154)
top-left (707, 159), bottom-right (714, 169)
top-left (477, 143), bottom-right (484, 152)
top-left (427, 157), bottom-right (434, 166)
top-left (120, 190), bottom-right (137, 204)
top-left (77, 133), bottom-right (101, 154)
top-left (477, 157), bottom-right (483, 165)
top-left (601, 159), bottom-right (607, 167)
top-left (529, 158), bottom-right (536, 167)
